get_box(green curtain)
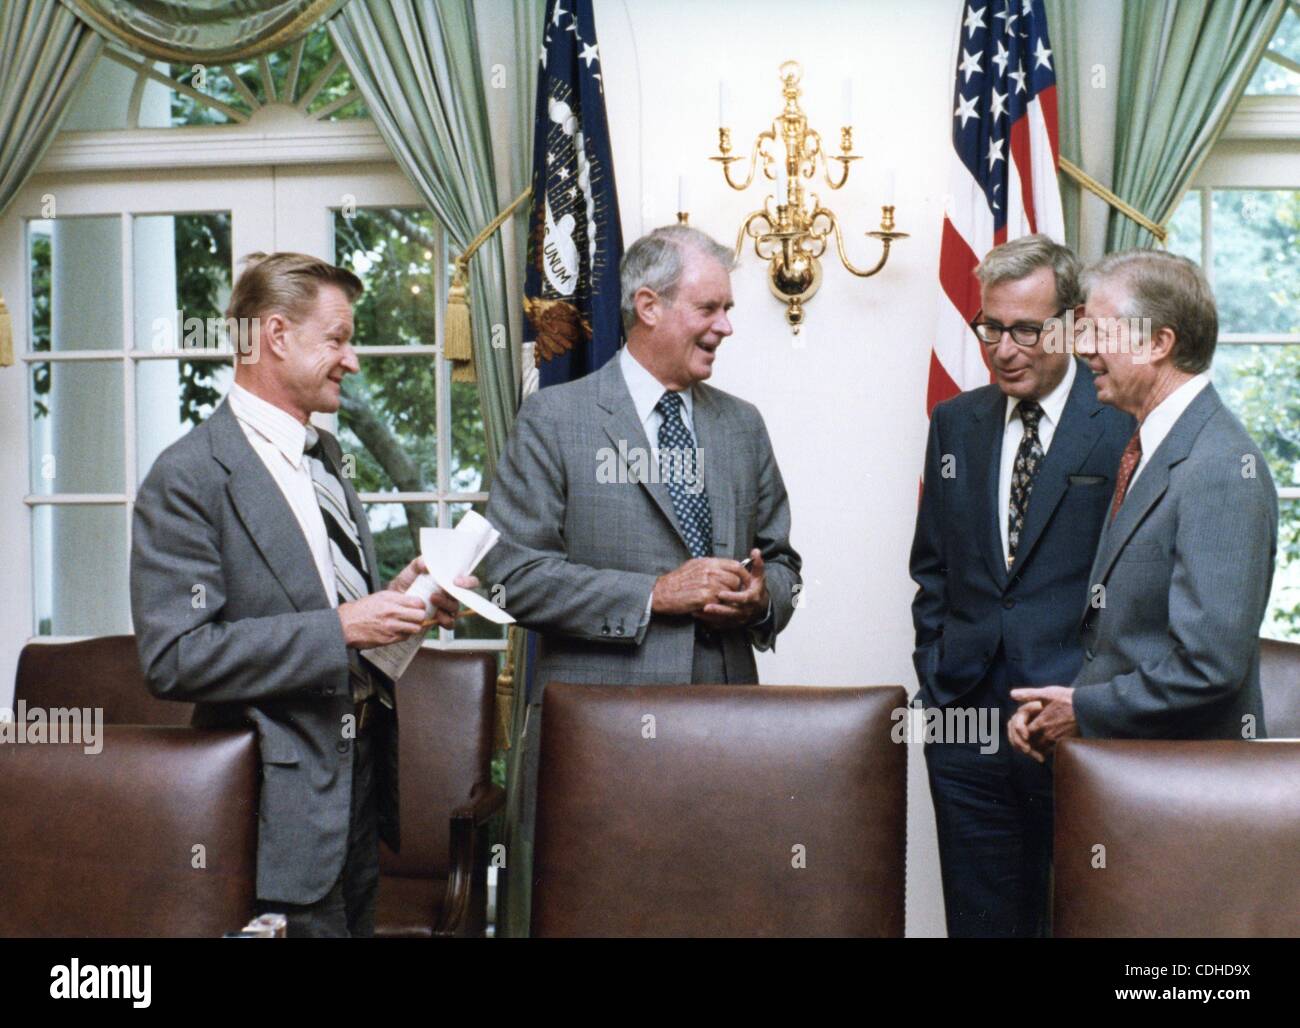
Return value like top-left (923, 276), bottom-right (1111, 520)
top-left (0, 0), bottom-right (103, 367)
top-left (61, 0), bottom-right (349, 62)
top-left (1044, 0), bottom-right (1082, 250)
top-left (329, 0), bottom-right (521, 483)
top-left (1107, 0), bottom-right (1286, 251)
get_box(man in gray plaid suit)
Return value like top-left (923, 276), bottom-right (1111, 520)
top-left (482, 225), bottom-right (802, 916)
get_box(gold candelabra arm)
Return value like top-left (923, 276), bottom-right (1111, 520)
top-left (825, 205), bottom-right (910, 278)
top-left (711, 127), bottom-right (778, 191)
top-left (733, 209), bottom-right (771, 262)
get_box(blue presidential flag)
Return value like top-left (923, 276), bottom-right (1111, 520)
top-left (524, 0), bottom-right (624, 388)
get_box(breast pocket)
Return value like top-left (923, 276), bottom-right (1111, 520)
top-left (1120, 541), bottom-right (1167, 564)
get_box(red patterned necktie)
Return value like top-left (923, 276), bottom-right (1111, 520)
top-left (1109, 429), bottom-right (1143, 522)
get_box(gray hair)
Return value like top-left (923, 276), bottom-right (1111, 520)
top-left (974, 233), bottom-right (1084, 309)
top-left (619, 224), bottom-right (735, 333)
top-left (1084, 249), bottom-right (1218, 373)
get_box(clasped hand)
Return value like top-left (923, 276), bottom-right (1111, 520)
top-left (652, 548), bottom-right (768, 628)
top-left (1007, 685), bottom-right (1078, 763)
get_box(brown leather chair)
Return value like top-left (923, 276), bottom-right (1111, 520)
top-left (1053, 739), bottom-right (1300, 937)
top-left (531, 683), bottom-right (908, 937)
top-left (375, 648), bottom-right (504, 938)
top-left (15, 636), bottom-right (192, 726)
top-left (1259, 637), bottom-right (1300, 738)
top-left (0, 725), bottom-right (258, 937)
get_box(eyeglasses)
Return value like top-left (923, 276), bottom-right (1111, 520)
top-left (970, 308), bottom-right (1067, 347)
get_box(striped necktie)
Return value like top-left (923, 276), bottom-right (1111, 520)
top-left (304, 426), bottom-right (376, 703)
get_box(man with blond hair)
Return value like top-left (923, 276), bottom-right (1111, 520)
top-left (131, 252), bottom-right (471, 937)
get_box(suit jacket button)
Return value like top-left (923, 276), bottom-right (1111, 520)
top-left (323, 685), bottom-right (336, 696)
top-left (601, 625), bottom-right (610, 636)
top-left (615, 625), bottom-right (625, 635)
top-left (1002, 597), bottom-right (1015, 610)
top-left (337, 740), bottom-right (349, 753)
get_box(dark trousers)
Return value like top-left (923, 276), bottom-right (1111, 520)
top-left (923, 657), bottom-right (1055, 938)
top-left (256, 729), bottom-right (380, 938)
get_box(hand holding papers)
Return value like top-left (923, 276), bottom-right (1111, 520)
top-left (362, 511), bottom-right (514, 681)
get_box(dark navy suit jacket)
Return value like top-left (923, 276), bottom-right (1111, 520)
top-left (909, 359), bottom-right (1134, 707)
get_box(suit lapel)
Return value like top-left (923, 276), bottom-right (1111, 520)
top-left (691, 387), bottom-right (734, 557)
top-left (1088, 384), bottom-right (1222, 592)
top-left (971, 387), bottom-right (1010, 584)
top-left (208, 401), bottom-right (333, 612)
top-left (1009, 361), bottom-right (1106, 572)
top-left (596, 359), bottom-right (692, 551)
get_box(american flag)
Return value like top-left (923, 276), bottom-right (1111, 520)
top-left (929, 0), bottom-right (1064, 413)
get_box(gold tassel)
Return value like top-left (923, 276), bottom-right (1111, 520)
top-left (445, 260), bottom-right (475, 383)
top-left (494, 626), bottom-right (517, 752)
top-left (0, 289), bottom-right (13, 367)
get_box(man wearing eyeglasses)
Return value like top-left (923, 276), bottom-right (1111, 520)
top-left (909, 234), bottom-right (1133, 938)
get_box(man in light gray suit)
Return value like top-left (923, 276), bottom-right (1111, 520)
top-left (482, 225), bottom-right (801, 918)
top-left (1008, 249), bottom-right (1278, 755)
top-left (130, 252), bottom-right (468, 937)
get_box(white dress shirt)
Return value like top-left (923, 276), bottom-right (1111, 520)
top-left (227, 383), bottom-right (338, 606)
top-left (1130, 372), bottom-right (1211, 488)
top-left (620, 343), bottom-right (696, 448)
top-left (998, 356), bottom-right (1077, 565)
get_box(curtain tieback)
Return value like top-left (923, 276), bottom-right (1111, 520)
top-left (445, 187), bottom-right (533, 382)
top-left (0, 290), bottom-right (14, 368)
top-left (1059, 156), bottom-right (1168, 244)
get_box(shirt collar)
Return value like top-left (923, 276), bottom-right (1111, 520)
top-left (620, 344), bottom-right (694, 426)
top-left (1003, 356), bottom-right (1077, 430)
top-left (228, 382), bottom-right (310, 467)
top-left (1139, 372), bottom-right (1211, 458)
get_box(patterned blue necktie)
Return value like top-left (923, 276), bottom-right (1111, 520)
top-left (655, 391), bottom-right (713, 558)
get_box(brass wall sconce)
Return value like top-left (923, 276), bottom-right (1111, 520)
top-left (712, 60), bottom-right (907, 332)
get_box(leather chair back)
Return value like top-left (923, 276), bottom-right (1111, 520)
top-left (532, 683), bottom-right (908, 937)
top-left (1053, 739), bottom-right (1300, 937)
top-left (1259, 637), bottom-right (1300, 738)
top-left (0, 726), bottom-right (258, 937)
top-left (379, 649), bottom-right (497, 878)
top-left (15, 636), bottom-right (192, 725)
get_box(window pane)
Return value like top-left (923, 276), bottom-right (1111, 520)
top-left (1165, 190), bottom-right (1201, 262)
top-left (137, 359), bottom-right (233, 485)
top-left (451, 379), bottom-right (486, 493)
top-left (1265, 500), bottom-right (1300, 643)
top-left (449, 501), bottom-right (507, 643)
top-left (32, 505), bottom-right (130, 636)
top-left (1246, 7), bottom-right (1300, 96)
top-left (1212, 345), bottom-right (1300, 491)
top-left (29, 362), bottom-right (125, 495)
top-left (338, 356), bottom-right (437, 493)
top-left (133, 212), bottom-right (232, 353)
top-left (29, 216), bottom-right (123, 351)
top-left (334, 207), bottom-right (439, 348)
top-left (1211, 190), bottom-right (1300, 335)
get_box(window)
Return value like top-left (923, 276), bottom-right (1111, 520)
top-left (1246, 2), bottom-right (1300, 96)
top-left (1167, 187), bottom-right (1300, 640)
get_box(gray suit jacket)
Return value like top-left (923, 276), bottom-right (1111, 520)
top-left (1072, 384), bottom-right (1278, 739)
top-left (481, 356), bottom-right (801, 693)
top-left (130, 400), bottom-right (398, 905)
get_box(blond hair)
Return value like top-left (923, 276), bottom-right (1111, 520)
top-left (225, 251), bottom-right (363, 323)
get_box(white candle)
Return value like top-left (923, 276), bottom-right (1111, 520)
top-left (678, 174), bottom-right (688, 213)
top-left (775, 149), bottom-right (788, 203)
top-left (842, 79), bottom-right (853, 127)
top-left (883, 168), bottom-right (896, 206)
top-left (718, 81), bottom-right (730, 127)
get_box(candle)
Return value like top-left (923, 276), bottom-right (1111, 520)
top-left (678, 174), bottom-right (688, 213)
top-left (883, 168), bottom-right (896, 206)
top-left (718, 81), bottom-right (730, 127)
top-left (775, 149), bottom-right (788, 203)
top-left (842, 79), bottom-right (853, 127)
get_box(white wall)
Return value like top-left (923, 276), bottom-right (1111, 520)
top-left (594, 0), bottom-right (963, 937)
